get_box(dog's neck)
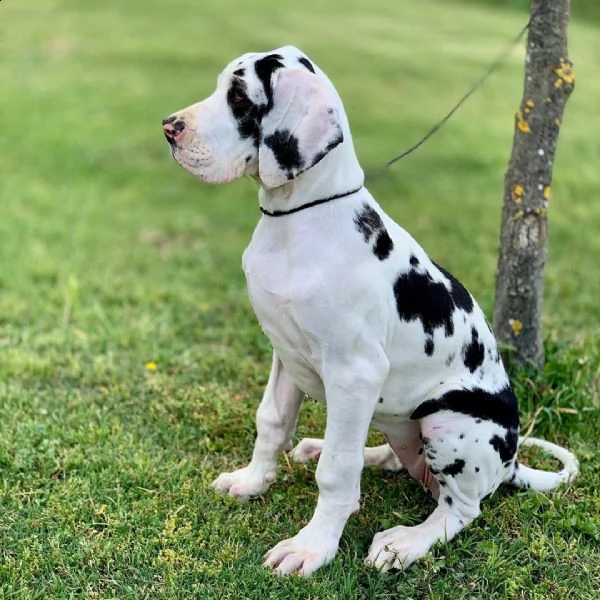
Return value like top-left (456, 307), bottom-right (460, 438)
top-left (257, 133), bottom-right (364, 216)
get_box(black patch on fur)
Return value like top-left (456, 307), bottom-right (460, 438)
top-left (459, 433), bottom-right (465, 439)
top-left (354, 204), bottom-right (383, 241)
top-left (442, 459), bottom-right (465, 476)
top-left (393, 269), bottom-right (460, 352)
top-left (374, 231), bottom-right (394, 260)
top-left (424, 337), bottom-right (435, 356)
top-left (227, 78), bottom-right (261, 143)
top-left (462, 326), bottom-right (485, 373)
top-left (475, 466), bottom-right (480, 472)
top-left (263, 129), bottom-right (304, 175)
top-left (489, 429), bottom-right (519, 463)
top-left (439, 480), bottom-right (447, 487)
top-left (353, 204), bottom-right (394, 261)
top-left (298, 57), bottom-right (315, 73)
top-left (392, 259), bottom-right (475, 349)
top-left (410, 385), bottom-right (519, 431)
top-left (418, 448), bottom-right (424, 455)
top-left (254, 53), bottom-right (284, 113)
top-left (432, 262), bottom-right (474, 314)
top-left (378, 397), bottom-right (384, 404)
top-left (233, 68), bottom-right (245, 76)
top-left (444, 495), bottom-right (453, 506)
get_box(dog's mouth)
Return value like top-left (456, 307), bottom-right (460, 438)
top-left (164, 132), bottom-right (179, 147)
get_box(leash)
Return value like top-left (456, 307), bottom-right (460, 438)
top-left (369, 0), bottom-right (546, 177)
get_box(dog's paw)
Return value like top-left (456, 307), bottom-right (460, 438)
top-left (263, 528), bottom-right (338, 577)
top-left (211, 465), bottom-right (275, 500)
top-left (290, 438), bottom-right (324, 464)
top-left (365, 525), bottom-right (430, 572)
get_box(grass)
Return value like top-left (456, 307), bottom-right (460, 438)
top-left (1, 0), bottom-right (599, 597)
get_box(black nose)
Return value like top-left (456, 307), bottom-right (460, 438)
top-left (162, 118), bottom-right (186, 143)
top-left (172, 120), bottom-right (185, 134)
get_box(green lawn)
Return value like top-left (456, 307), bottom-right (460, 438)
top-left (1, 0), bottom-right (599, 598)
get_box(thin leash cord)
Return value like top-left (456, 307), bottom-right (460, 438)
top-left (370, 0), bottom-right (545, 177)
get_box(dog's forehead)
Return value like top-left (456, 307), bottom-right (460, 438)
top-left (219, 46), bottom-right (315, 84)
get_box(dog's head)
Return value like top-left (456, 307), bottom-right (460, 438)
top-left (162, 46), bottom-right (346, 189)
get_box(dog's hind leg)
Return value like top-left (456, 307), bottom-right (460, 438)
top-left (291, 438), bottom-right (404, 471)
top-left (367, 409), bottom-right (515, 571)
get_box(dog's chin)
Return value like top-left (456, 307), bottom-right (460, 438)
top-left (172, 152), bottom-right (242, 185)
top-left (194, 170), bottom-right (241, 185)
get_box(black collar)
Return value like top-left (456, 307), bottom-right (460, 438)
top-left (259, 185), bottom-right (363, 217)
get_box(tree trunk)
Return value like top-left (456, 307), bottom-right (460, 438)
top-left (493, 0), bottom-right (574, 370)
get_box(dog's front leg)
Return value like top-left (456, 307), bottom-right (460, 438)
top-left (212, 352), bottom-right (303, 500)
top-left (264, 353), bottom-right (389, 577)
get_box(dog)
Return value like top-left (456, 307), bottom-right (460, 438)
top-left (162, 46), bottom-right (578, 577)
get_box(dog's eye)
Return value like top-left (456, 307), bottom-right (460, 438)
top-left (227, 80), bottom-right (255, 118)
top-left (230, 90), bottom-right (247, 105)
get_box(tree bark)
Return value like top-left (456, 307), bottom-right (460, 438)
top-left (493, 0), bottom-right (574, 370)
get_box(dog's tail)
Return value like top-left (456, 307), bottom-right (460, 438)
top-left (507, 436), bottom-right (579, 492)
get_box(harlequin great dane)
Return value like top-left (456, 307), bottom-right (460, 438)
top-left (162, 46), bottom-right (578, 577)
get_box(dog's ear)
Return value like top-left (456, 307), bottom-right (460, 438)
top-left (258, 68), bottom-right (344, 189)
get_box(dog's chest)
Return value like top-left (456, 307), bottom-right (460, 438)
top-left (242, 231), bottom-right (327, 399)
